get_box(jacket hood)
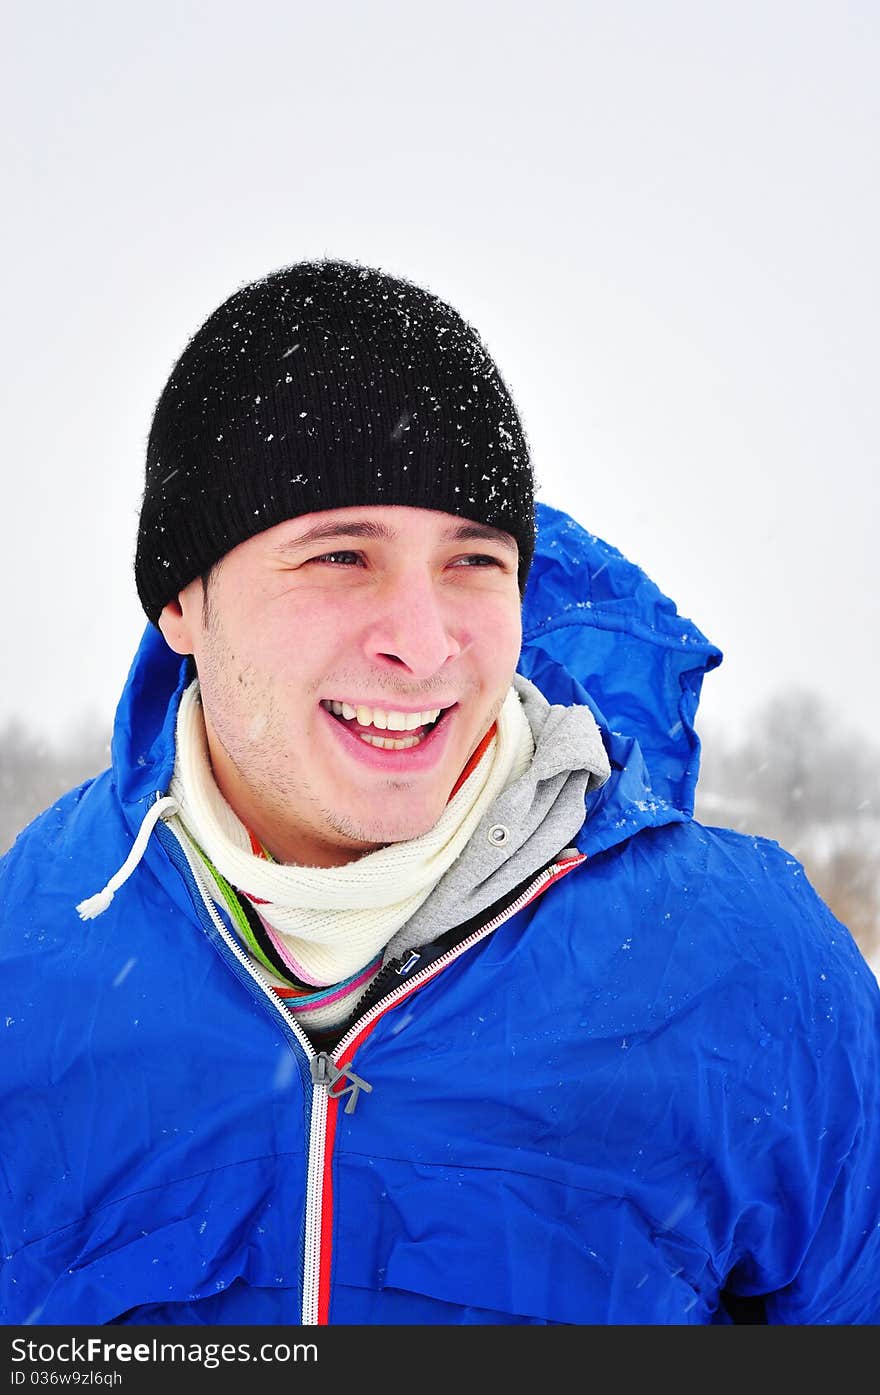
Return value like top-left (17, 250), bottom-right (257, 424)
top-left (520, 502), bottom-right (722, 830)
top-left (111, 502), bottom-right (722, 859)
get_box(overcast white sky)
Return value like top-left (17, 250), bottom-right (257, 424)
top-left (2, 1), bottom-right (877, 754)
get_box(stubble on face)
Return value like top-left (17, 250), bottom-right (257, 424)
top-left (194, 585), bottom-right (503, 863)
top-left (194, 606), bottom-right (363, 858)
top-left (188, 505), bottom-right (523, 866)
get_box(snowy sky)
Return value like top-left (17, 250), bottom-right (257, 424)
top-left (3, 0), bottom-right (877, 751)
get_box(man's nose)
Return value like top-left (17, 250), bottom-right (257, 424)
top-left (362, 571), bottom-right (463, 678)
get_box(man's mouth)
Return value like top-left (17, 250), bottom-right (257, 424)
top-left (319, 699), bottom-right (450, 750)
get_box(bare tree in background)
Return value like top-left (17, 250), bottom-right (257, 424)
top-left (0, 717), bottom-right (110, 856)
top-left (696, 688), bottom-right (880, 972)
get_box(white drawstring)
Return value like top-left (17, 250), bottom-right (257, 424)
top-left (76, 795), bottom-right (179, 921)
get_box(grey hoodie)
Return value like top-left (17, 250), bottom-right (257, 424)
top-left (382, 673), bottom-right (610, 962)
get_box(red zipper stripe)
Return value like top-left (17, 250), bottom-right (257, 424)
top-left (317, 1093), bottom-right (341, 1324)
top-left (313, 852), bottom-right (585, 1323)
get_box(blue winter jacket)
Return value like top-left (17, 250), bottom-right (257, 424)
top-left (2, 502), bottom-right (879, 1326)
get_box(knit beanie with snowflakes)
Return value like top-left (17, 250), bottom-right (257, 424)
top-left (135, 258), bottom-right (535, 622)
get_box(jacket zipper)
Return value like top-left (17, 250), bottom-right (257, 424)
top-left (308, 850), bottom-right (585, 1324)
top-left (159, 821), bottom-right (327, 1325)
top-left (161, 816), bottom-right (583, 1325)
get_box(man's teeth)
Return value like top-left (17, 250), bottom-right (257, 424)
top-left (324, 700), bottom-right (442, 732)
top-left (321, 699), bottom-right (445, 750)
top-left (357, 732), bottom-right (424, 749)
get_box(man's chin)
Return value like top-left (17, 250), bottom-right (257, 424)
top-left (329, 802), bottom-right (444, 851)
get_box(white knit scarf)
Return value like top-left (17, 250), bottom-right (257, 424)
top-left (170, 679), bottom-right (535, 1003)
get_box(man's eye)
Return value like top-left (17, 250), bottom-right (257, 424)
top-left (313, 550), bottom-right (362, 565)
top-left (453, 554), bottom-right (504, 568)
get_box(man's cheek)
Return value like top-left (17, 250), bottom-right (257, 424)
top-left (246, 709), bottom-right (271, 743)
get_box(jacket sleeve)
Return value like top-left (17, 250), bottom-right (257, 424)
top-left (718, 839), bottom-right (880, 1324)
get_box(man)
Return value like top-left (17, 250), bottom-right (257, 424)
top-left (2, 259), bottom-right (879, 1326)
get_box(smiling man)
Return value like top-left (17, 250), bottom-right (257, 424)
top-left (2, 259), bottom-right (880, 1328)
top-left (162, 506), bottom-right (524, 866)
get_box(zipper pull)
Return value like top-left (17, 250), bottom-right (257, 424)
top-left (310, 1053), bottom-right (373, 1115)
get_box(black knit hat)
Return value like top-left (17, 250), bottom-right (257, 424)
top-left (136, 258), bottom-right (535, 623)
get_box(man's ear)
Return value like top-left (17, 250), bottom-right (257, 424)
top-left (157, 580), bottom-right (201, 656)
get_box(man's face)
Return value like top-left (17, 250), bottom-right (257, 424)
top-left (160, 504), bottom-right (523, 867)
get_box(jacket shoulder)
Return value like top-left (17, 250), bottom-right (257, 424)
top-left (555, 814), bottom-right (878, 1007)
top-left (685, 818), bottom-right (874, 983)
top-left (0, 768), bottom-right (124, 945)
top-left (2, 769), bottom-right (109, 857)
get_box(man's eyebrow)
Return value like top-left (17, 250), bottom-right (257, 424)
top-left (272, 520), bottom-right (395, 553)
top-left (272, 518), bottom-right (518, 555)
top-left (441, 522), bottom-right (518, 554)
